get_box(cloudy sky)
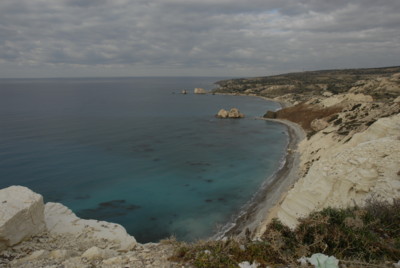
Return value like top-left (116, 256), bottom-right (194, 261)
top-left (0, 0), bottom-right (399, 78)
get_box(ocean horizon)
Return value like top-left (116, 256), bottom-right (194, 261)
top-left (0, 77), bottom-right (288, 243)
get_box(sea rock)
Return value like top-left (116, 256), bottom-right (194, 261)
top-left (216, 108), bottom-right (244, 118)
top-left (217, 109), bottom-right (229, 118)
top-left (194, 88), bottom-right (207, 94)
top-left (0, 186), bottom-right (46, 250)
top-left (228, 108), bottom-right (244, 118)
top-left (181, 90), bottom-right (187, 94)
top-left (44, 202), bottom-right (137, 251)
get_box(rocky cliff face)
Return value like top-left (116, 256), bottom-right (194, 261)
top-left (275, 114), bottom-right (400, 228)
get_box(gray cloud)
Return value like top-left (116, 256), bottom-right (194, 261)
top-left (0, 0), bottom-right (399, 78)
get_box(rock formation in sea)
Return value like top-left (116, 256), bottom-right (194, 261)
top-left (216, 108), bottom-right (245, 118)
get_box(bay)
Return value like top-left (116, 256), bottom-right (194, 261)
top-left (0, 77), bottom-right (287, 242)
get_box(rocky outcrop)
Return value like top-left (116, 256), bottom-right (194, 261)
top-left (318, 93), bottom-right (373, 108)
top-left (0, 187), bottom-right (180, 267)
top-left (0, 186), bottom-right (46, 250)
top-left (349, 73), bottom-right (400, 97)
top-left (194, 87), bottom-right (207, 94)
top-left (310, 118), bottom-right (329, 131)
top-left (45, 202), bottom-right (137, 251)
top-left (272, 114), bottom-right (400, 229)
top-left (216, 108), bottom-right (244, 118)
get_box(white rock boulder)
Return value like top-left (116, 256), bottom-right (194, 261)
top-left (217, 109), bottom-right (229, 118)
top-left (45, 202), bottom-right (137, 251)
top-left (0, 186), bottom-right (46, 250)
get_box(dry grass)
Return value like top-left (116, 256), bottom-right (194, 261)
top-left (275, 103), bottom-right (342, 132)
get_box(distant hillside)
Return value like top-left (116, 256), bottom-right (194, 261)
top-left (214, 66), bottom-right (400, 102)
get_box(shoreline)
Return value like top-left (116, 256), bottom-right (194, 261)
top-left (212, 92), bottom-right (305, 239)
top-left (212, 91), bottom-right (292, 108)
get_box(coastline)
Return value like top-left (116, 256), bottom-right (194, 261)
top-left (212, 92), bottom-right (291, 108)
top-left (212, 91), bottom-right (305, 239)
top-left (2, 71), bottom-right (399, 267)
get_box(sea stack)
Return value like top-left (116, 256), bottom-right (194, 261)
top-left (216, 108), bottom-right (244, 118)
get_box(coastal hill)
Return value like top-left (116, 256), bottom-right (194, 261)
top-left (215, 66), bottom-right (400, 102)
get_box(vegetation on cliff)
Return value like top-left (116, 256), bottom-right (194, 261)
top-left (171, 199), bottom-right (400, 267)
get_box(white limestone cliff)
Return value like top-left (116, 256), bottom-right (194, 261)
top-left (45, 202), bottom-right (137, 251)
top-left (274, 114), bottom-right (400, 228)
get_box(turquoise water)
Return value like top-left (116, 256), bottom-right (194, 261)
top-left (0, 77), bottom-right (287, 242)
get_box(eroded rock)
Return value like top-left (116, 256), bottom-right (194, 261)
top-left (44, 202), bottom-right (137, 251)
top-left (0, 186), bottom-right (46, 250)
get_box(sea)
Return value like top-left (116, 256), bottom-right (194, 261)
top-left (0, 77), bottom-right (288, 243)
